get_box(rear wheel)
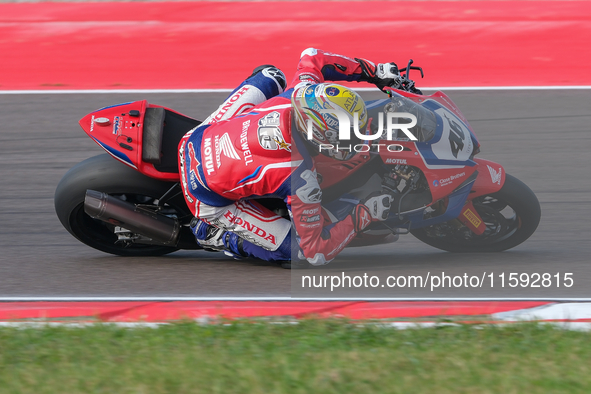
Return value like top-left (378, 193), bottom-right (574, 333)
top-left (410, 174), bottom-right (541, 252)
top-left (55, 155), bottom-right (192, 256)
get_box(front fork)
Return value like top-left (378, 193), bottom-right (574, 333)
top-left (381, 158), bottom-right (506, 234)
top-left (457, 158), bottom-right (507, 235)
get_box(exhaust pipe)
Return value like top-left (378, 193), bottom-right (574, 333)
top-left (84, 189), bottom-right (180, 246)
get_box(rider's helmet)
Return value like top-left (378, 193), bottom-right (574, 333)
top-left (292, 83), bottom-right (368, 161)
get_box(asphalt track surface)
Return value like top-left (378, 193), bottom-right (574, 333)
top-left (1, 89), bottom-right (590, 299)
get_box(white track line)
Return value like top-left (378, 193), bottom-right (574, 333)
top-left (1, 86), bottom-right (591, 94)
top-left (0, 297), bottom-right (589, 301)
top-left (0, 322), bottom-right (166, 328)
top-left (1, 321), bottom-right (590, 331)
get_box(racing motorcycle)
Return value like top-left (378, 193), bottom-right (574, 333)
top-left (54, 61), bottom-right (541, 260)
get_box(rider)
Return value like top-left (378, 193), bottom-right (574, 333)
top-left (178, 48), bottom-right (401, 266)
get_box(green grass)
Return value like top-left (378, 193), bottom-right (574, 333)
top-left (0, 320), bottom-right (589, 394)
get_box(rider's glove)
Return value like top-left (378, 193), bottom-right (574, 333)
top-left (364, 192), bottom-right (394, 220)
top-left (356, 58), bottom-right (400, 92)
top-left (351, 192), bottom-right (394, 232)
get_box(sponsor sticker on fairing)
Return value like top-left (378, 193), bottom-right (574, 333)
top-left (112, 116), bottom-right (121, 135)
top-left (385, 158), bottom-right (407, 165)
top-left (438, 171), bottom-right (466, 187)
top-left (487, 165), bottom-right (502, 185)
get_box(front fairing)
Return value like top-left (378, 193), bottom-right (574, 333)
top-left (314, 90), bottom-right (482, 202)
top-left (367, 90), bottom-right (481, 202)
top-left (378, 88), bottom-right (480, 158)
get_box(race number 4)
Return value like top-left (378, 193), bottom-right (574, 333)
top-left (445, 114), bottom-right (465, 158)
top-left (430, 108), bottom-right (474, 162)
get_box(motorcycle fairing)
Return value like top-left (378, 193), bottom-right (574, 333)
top-left (383, 176), bottom-right (476, 230)
top-left (89, 136), bottom-right (137, 169)
top-left (316, 92), bottom-right (481, 202)
top-left (376, 157), bottom-right (505, 232)
top-left (470, 158), bottom-right (506, 198)
top-left (363, 90), bottom-right (503, 233)
top-left (79, 94), bottom-right (505, 237)
top-left (416, 99), bottom-right (477, 168)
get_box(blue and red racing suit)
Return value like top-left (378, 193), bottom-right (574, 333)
top-left (178, 48), bottom-right (381, 265)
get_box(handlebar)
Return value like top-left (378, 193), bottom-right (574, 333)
top-left (387, 59), bottom-right (424, 96)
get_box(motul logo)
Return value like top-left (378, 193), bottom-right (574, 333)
top-left (223, 211), bottom-right (277, 245)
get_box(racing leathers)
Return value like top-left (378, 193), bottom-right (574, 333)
top-left (178, 48), bottom-right (394, 265)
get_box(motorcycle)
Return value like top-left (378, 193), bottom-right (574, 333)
top-left (54, 61), bottom-right (541, 260)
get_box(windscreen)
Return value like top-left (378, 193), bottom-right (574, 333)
top-left (383, 96), bottom-right (437, 142)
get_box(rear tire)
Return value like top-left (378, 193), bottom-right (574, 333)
top-left (55, 154), bottom-right (190, 256)
top-left (411, 174), bottom-right (541, 252)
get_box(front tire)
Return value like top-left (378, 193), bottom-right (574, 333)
top-left (411, 174), bottom-right (541, 252)
top-left (55, 155), bottom-right (190, 256)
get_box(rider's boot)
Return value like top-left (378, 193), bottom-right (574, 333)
top-left (191, 219), bottom-right (292, 262)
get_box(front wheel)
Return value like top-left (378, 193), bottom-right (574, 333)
top-left (55, 154), bottom-right (192, 256)
top-left (411, 174), bottom-right (541, 252)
